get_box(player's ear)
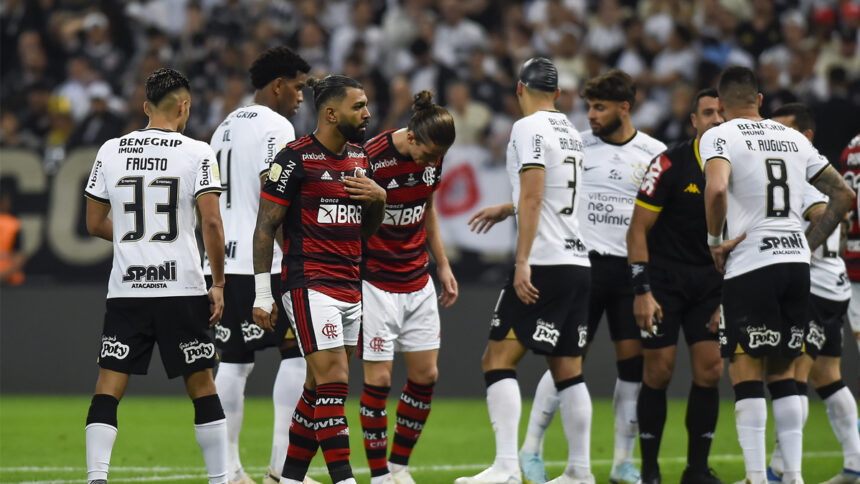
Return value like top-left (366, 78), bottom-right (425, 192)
top-left (325, 105), bottom-right (337, 124)
top-left (143, 101), bottom-right (151, 117)
top-left (690, 112), bottom-right (697, 129)
top-left (553, 88), bottom-right (560, 101)
top-left (406, 131), bottom-right (416, 145)
top-left (756, 92), bottom-right (763, 108)
top-left (516, 82), bottom-right (523, 98)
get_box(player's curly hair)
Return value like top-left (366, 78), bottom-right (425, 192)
top-left (249, 46), bottom-right (310, 90)
top-left (145, 68), bottom-right (190, 106)
top-left (408, 90), bottom-right (455, 148)
top-left (306, 75), bottom-right (364, 111)
top-left (581, 69), bottom-right (636, 107)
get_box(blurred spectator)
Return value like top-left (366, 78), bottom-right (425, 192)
top-left (446, 80), bottom-right (491, 146)
top-left (433, 0), bottom-right (486, 69)
top-left (759, 53), bottom-right (798, 117)
top-left (409, 38), bottom-right (457, 107)
top-left (736, 0), bottom-right (782, 58)
top-left (616, 17), bottom-right (647, 80)
top-left (19, 82), bottom-right (53, 140)
top-left (645, 23), bottom-right (698, 105)
top-left (43, 95), bottom-right (74, 173)
top-left (467, 48), bottom-right (504, 108)
top-left (329, 0), bottom-right (383, 73)
top-left (584, 0), bottom-right (625, 59)
top-left (78, 11), bottom-right (127, 85)
top-left (654, 84), bottom-right (696, 145)
top-left (55, 56), bottom-right (100, 122)
top-left (0, 182), bottom-right (26, 286)
top-left (814, 67), bottom-right (860, 163)
top-left (0, 111), bottom-right (40, 150)
top-left (66, 82), bottom-right (125, 150)
top-left (295, 19), bottom-right (330, 75)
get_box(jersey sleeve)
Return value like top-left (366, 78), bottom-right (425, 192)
top-left (511, 120), bottom-right (546, 172)
top-left (804, 142), bottom-right (830, 182)
top-left (699, 127), bottom-right (731, 166)
top-left (636, 153), bottom-right (674, 212)
top-left (801, 181), bottom-right (827, 220)
top-left (261, 147), bottom-right (304, 207)
top-left (195, 144), bottom-right (223, 198)
top-left (83, 143), bottom-right (111, 204)
top-left (259, 122), bottom-right (296, 177)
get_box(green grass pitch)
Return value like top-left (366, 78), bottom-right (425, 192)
top-left (0, 396), bottom-right (845, 483)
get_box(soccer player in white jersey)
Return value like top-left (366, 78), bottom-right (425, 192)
top-left (83, 68), bottom-right (228, 484)
top-left (700, 66), bottom-right (855, 484)
top-left (765, 104), bottom-right (860, 484)
top-left (515, 69), bottom-right (666, 484)
top-left (460, 57), bottom-right (594, 484)
top-left (205, 46), bottom-right (319, 484)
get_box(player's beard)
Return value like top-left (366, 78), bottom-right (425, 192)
top-left (592, 114), bottom-right (622, 138)
top-left (337, 119), bottom-right (367, 144)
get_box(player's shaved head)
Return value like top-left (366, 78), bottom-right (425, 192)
top-left (306, 75), bottom-right (364, 111)
top-left (716, 66), bottom-right (759, 109)
top-left (145, 68), bottom-right (191, 110)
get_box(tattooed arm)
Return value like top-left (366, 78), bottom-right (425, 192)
top-left (252, 198), bottom-right (288, 331)
top-left (808, 165), bottom-right (856, 251)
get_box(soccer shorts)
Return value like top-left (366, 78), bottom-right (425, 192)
top-left (805, 294), bottom-right (849, 359)
top-left (848, 282), bottom-right (860, 352)
top-left (282, 288), bottom-right (361, 355)
top-left (359, 278), bottom-right (440, 361)
top-left (206, 274), bottom-right (295, 364)
top-left (641, 259), bottom-right (722, 349)
top-left (98, 295), bottom-right (215, 379)
top-left (489, 265), bottom-right (590, 357)
top-left (720, 263), bottom-right (809, 359)
top-left (586, 254), bottom-right (640, 343)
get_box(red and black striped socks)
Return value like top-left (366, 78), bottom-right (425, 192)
top-left (390, 380), bottom-right (434, 467)
top-left (282, 387), bottom-right (319, 481)
top-left (315, 382), bottom-right (353, 483)
top-left (360, 384), bottom-right (391, 477)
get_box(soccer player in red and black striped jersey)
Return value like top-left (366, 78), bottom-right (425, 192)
top-left (357, 91), bottom-right (458, 484)
top-left (252, 75), bottom-right (386, 484)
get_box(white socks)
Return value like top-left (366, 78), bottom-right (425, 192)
top-left (195, 418), bottom-right (229, 484)
top-left (86, 423), bottom-right (117, 482)
top-left (522, 370), bottom-right (559, 455)
top-left (612, 378), bottom-right (640, 467)
top-left (487, 376), bottom-right (521, 473)
top-left (558, 381), bottom-right (592, 478)
top-left (271, 357), bottom-right (306, 471)
top-left (215, 361), bottom-right (254, 480)
top-left (735, 397), bottom-right (767, 483)
top-left (769, 393), bottom-right (808, 474)
top-left (825, 386), bottom-right (860, 470)
top-left (772, 394), bottom-right (803, 481)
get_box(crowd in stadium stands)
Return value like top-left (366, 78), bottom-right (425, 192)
top-left (2, 0), bottom-right (860, 171)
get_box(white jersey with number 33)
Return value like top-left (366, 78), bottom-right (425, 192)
top-left (84, 128), bottom-right (223, 298)
top-left (205, 104), bottom-right (295, 275)
top-left (506, 110), bottom-right (589, 267)
top-left (699, 118), bottom-right (829, 279)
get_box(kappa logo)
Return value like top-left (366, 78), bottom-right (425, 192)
top-left (241, 320), bottom-right (265, 342)
top-left (318, 203), bottom-right (362, 224)
top-left (100, 336), bottom-right (130, 360)
top-left (806, 321), bottom-right (825, 350)
top-left (369, 336), bottom-right (385, 352)
top-left (422, 166), bottom-right (436, 186)
top-left (747, 327), bottom-right (780, 348)
top-left (684, 183), bottom-right (701, 194)
top-left (322, 322), bottom-right (339, 339)
top-left (533, 319), bottom-right (560, 346)
top-left (321, 171), bottom-right (333, 181)
top-left (387, 178), bottom-right (399, 189)
top-left (577, 324), bottom-right (588, 348)
top-left (180, 340), bottom-right (215, 364)
top-left (214, 323), bottom-right (230, 343)
top-left (788, 326), bottom-right (804, 349)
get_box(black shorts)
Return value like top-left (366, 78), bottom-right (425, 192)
top-left (206, 274), bottom-right (295, 364)
top-left (489, 265), bottom-right (590, 356)
top-left (586, 254), bottom-right (639, 343)
top-left (805, 294), bottom-right (849, 359)
top-left (721, 263), bottom-right (809, 359)
top-left (98, 296), bottom-right (215, 379)
top-left (642, 259), bottom-right (722, 349)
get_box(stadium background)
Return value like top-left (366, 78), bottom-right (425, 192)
top-left (3, 0), bottom-right (860, 398)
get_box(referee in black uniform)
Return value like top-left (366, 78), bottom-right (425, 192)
top-left (625, 88), bottom-right (726, 484)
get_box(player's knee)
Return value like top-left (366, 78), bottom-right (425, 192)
top-left (809, 358), bottom-right (841, 388)
top-left (693, 357), bottom-right (723, 388)
top-left (408, 365), bottom-right (438, 386)
top-left (364, 365), bottom-right (393, 387)
top-left (643, 357), bottom-right (674, 389)
top-left (184, 370), bottom-right (217, 400)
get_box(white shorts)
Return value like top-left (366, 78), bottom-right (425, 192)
top-left (360, 278), bottom-right (441, 361)
top-left (282, 288), bottom-right (361, 355)
top-left (849, 282), bottom-right (860, 350)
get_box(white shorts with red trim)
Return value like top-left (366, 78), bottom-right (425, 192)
top-left (282, 288), bottom-right (361, 355)
top-left (360, 278), bottom-right (440, 361)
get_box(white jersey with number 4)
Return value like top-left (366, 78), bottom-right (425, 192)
top-left (205, 104), bottom-right (295, 275)
top-left (84, 128), bottom-right (223, 298)
top-left (699, 118), bottom-right (829, 279)
top-left (802, 184), bottom-right (851, 301)
top-left (578, 130), bottom-right (666, 257)
top-left (506, 110), bottom-right (589, 266)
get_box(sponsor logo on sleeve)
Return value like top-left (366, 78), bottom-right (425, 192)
top-left (713, 137), bottom-right (726, 156)
top-left (88, 160), bottom-right (102, 189)
top-left (532, 134), bottom-right (543, 160)
top-left (268, 163), bottom-right (283, 182)
top-left (639, 155), bottom-right (671, 196)
top-left (275, 159), bottom-right (296, 193)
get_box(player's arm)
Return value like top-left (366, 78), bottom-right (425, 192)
top-left (260, 175), bottom-right (284, 249)
top-left (808, 166), bottom-right (856, 251)
top-left (343, 170), bottom-right (387, 238)
top-left (85, 198), bottom-right (113, 241)
top-left (468, 202), bottom-right (515, 233)
top-left (425, 193), bottom-right (458, 307)
top-left (513, 167), bottom-right (544, 305)
top-left (252, 197), bottom-right (288, 331)
top-left (198, 192), bottom-right (225, 325)
top-left (703, 158), bottom-right (745, 273)
top-left (627, 203), bottom-right (662, 332)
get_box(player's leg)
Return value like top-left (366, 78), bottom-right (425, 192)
top-left (87, 368), bottom-right (129, 484)
top-left (638, 344), bottom-right (676, 482)
top-left (850, 282), bottom-right (860, 357)
top-left (545, 355), bottom-right (592, 484)
top-left (609, 335), bottom-right (643, 484)
top-left (266, 339), bottom-right (307, 484)
top-left (768, 353), bottom-right (812, 483)
top-left (185, 369), bottom-right (229, 484)
top-left (729, 354), bottom-right (768, 484)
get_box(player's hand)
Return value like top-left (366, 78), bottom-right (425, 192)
top-left (207, 285), bottom-right (224, 327)
top-left (344, 171), bottom-right (386, 203)
top-left (468, 204), bottom-right (513, 233)
top-left (708, 306), bottom-right (720, 334)
top-left (252, 303), bottom-right (278, 333)
top-left (633, 291), bottom-right (662, 334)
top-left (513, 263), bottom-right (539, 304)
top-left (709, 233), bottom-right (746, 274)
top-left (437, 263), bottom-right (459, 308)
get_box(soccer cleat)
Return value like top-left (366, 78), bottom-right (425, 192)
top-left (680, 467), bottom-right (723, 484)
top-left (89, 481), bottom-right (107, 484)
top-left (609, 462), bottom-right (641, 484)
top-left (230, 473), bottom-right (258, 484)
top-left (392, 469), bottom-right (417, 484)
top-left (303, 476), bottom-right (323, 484)
top-left (520, 450), bottom-right (548, 484)
top-left (733, 480), bottom-right (767, 484)
top-left (546, 474), bottom-right (595, 484)
top-left (638, 474), bottom-right (661, 484)
top-left (262, 467), bottom-right (279, 484)
top-left (766, 467), bottom-right (782, 484)
top-left (820, 469), bottom-right (860, 484)
top-left (378, 474), bottom-right (397, 484)
top-left (454, 466), bottom-right (523, 484)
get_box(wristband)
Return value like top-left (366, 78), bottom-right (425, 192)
top-left (630, 262), bottom-right (650, 295)
top-left (253, 273), bottom-right (275, 313)
top-left (707, 233), bottom-right (723, 248)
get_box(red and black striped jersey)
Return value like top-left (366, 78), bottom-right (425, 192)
top-left (839, 133), bottom-right (860, 281)
top-left (261, 134), bottom-right (370, 303)
top-left (362, 130), bottom-right (443, 293)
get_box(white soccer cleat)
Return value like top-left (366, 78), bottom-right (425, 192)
top-left (819, 469), bottom-right (860, 484)
top-left (230, 473), bottom-right (258, 484)
top-left (263, 467), bottom-right (279, 484)
top-left (454, 466), bottom-right (523, 484)
top-left (303, 476), bottom-right (323, 484)
top-left (546, 474), bottom-right (595, 484)
top-left (392, 469), bottom-right (417, 484)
